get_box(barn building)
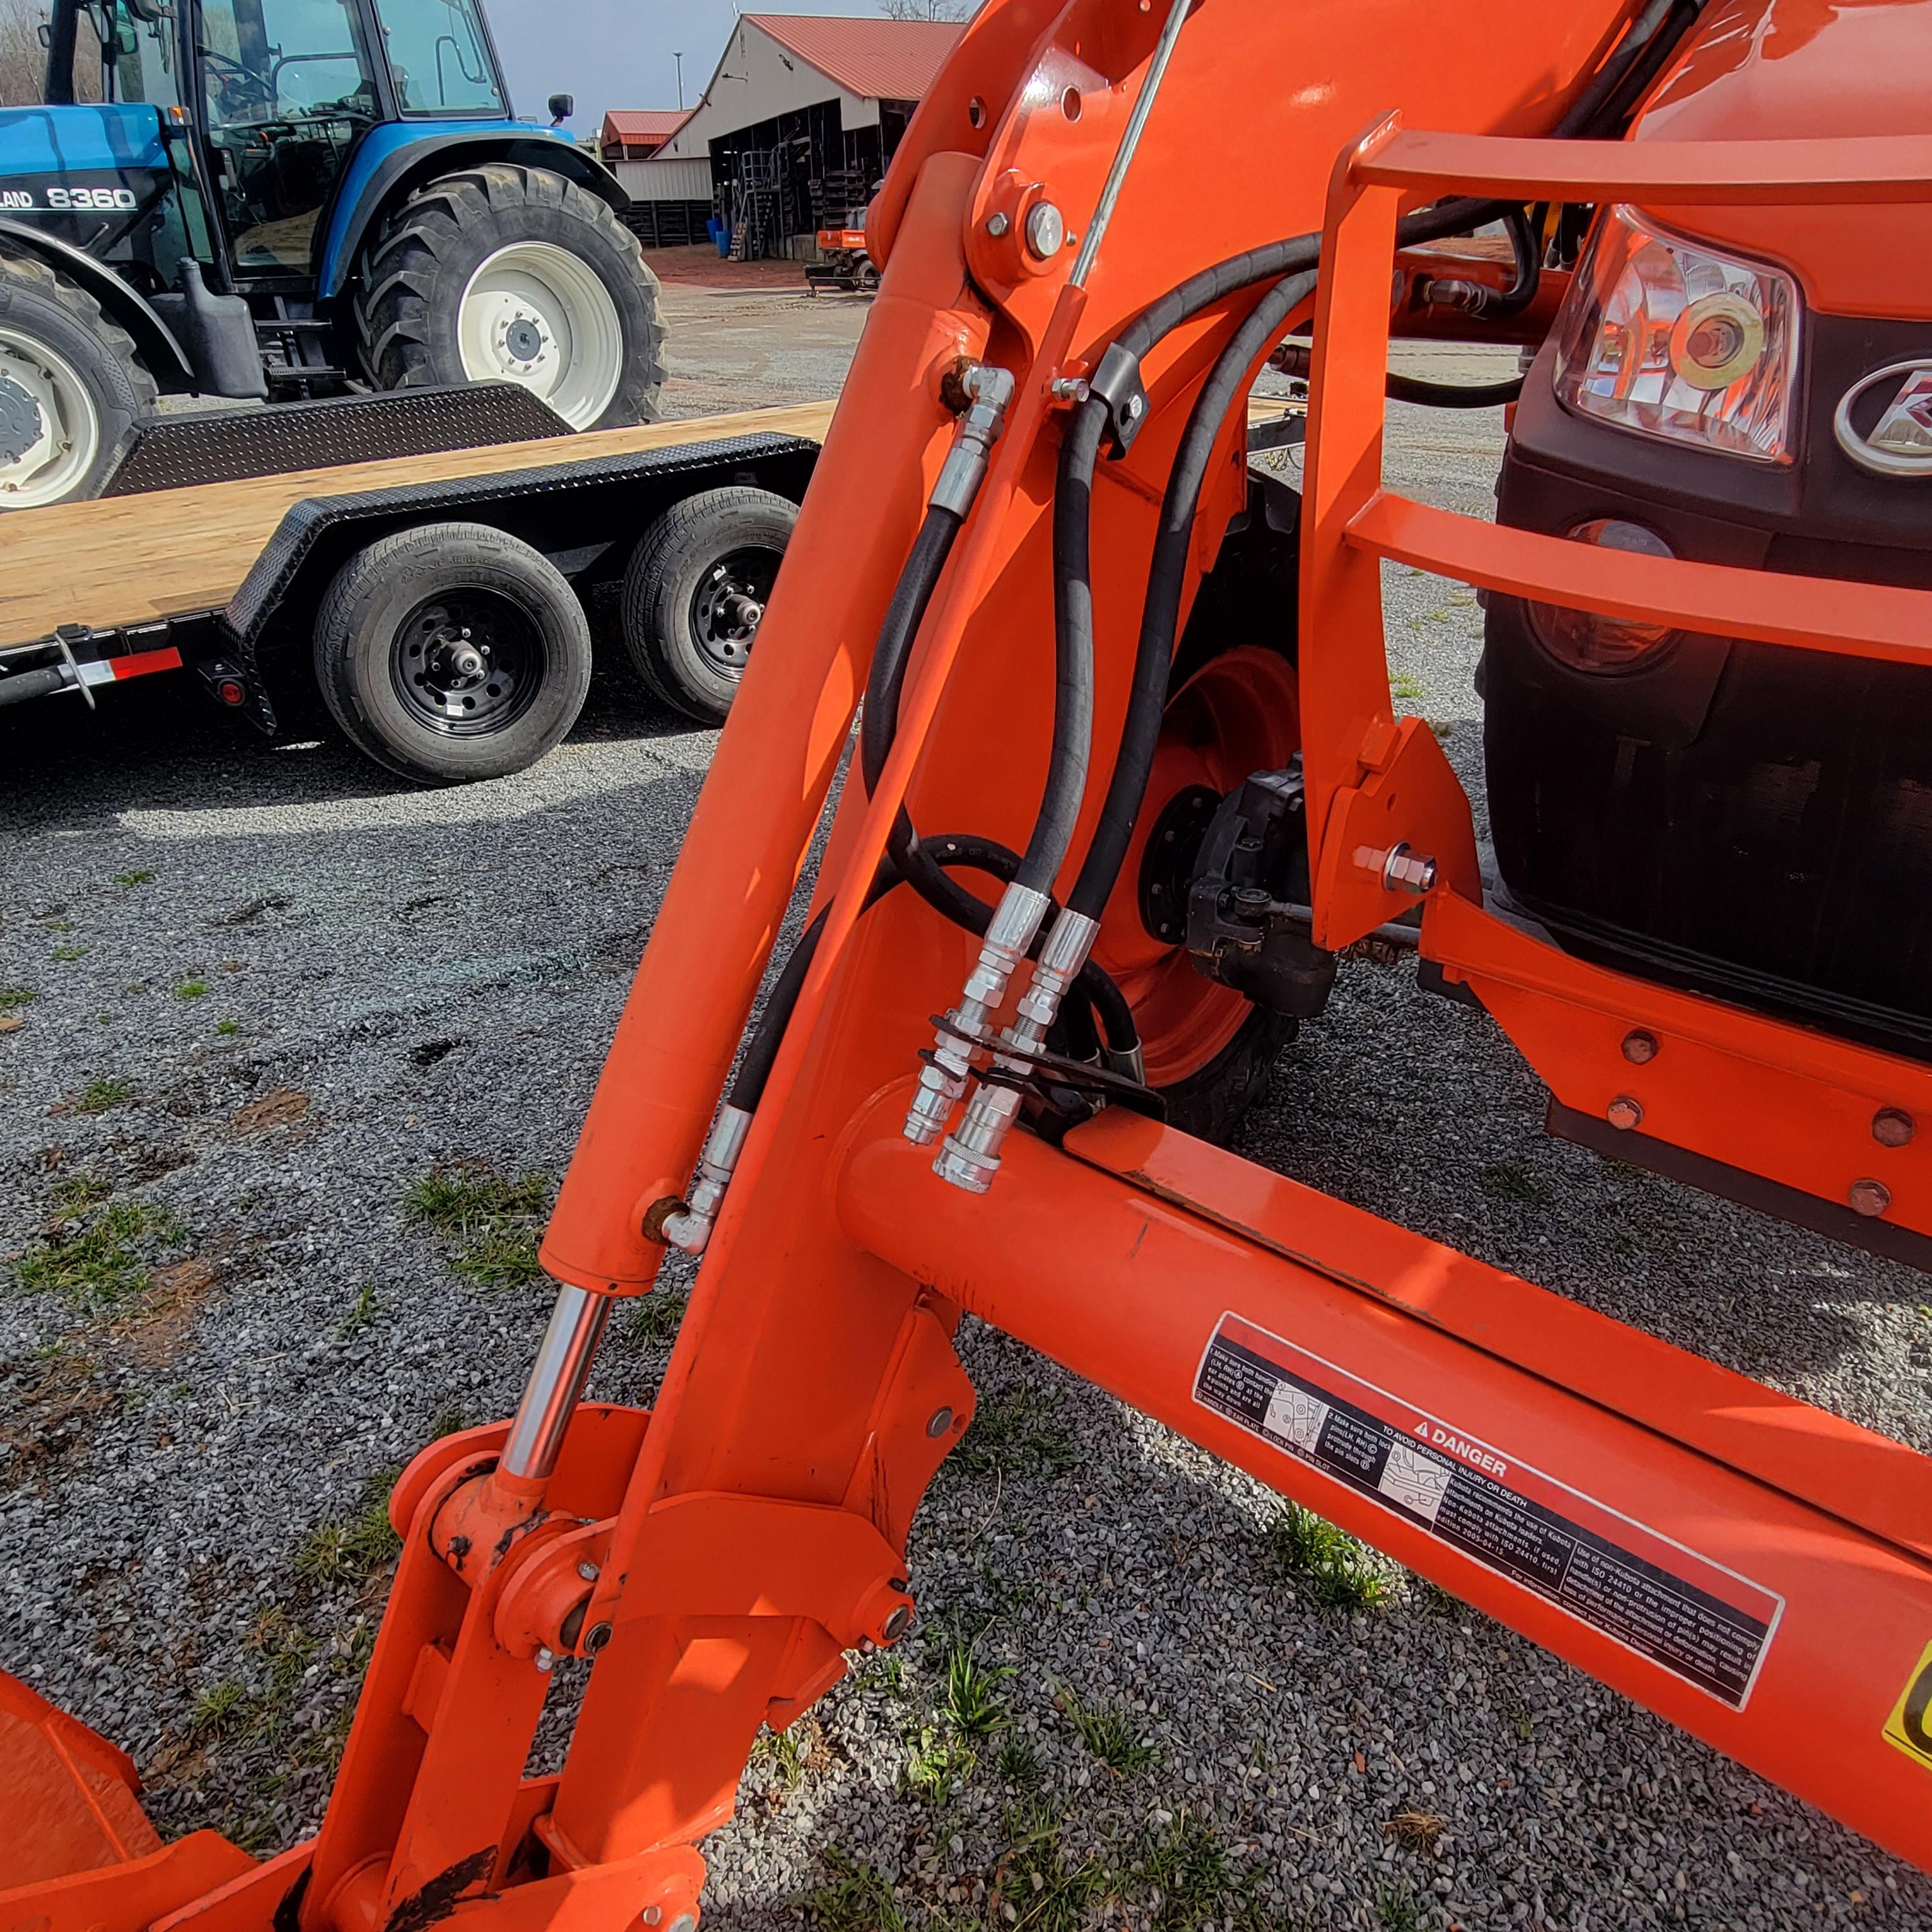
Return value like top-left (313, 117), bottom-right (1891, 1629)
top-left (616, 15), bottom-right (962, 260)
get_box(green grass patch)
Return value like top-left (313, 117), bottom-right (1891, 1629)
top-left (951, 1385), bottom-right (1074, 1480)
top-left (295, 1467), bottom-right (402, 1588)
top-left (73, 1076), bottom-right (136, 1114)
top-left (176, 980), bottom-right (211, 999)
top-left (0, 986), bottom-right (36, 1009)
top-left (51, 944), bottom-right (86, 962)
top-left (1055, 1683), bottom-right (1157, 1775)
top-left (800, 1851), bottom-right (906, 1932)
top-left (1133, 1814), bottom-right (1235, 1932)
top-left (190, 1680), bottom-right (251, 1738)
top-left (403, 1167), bottom-right (551, 1291)
top-left (12, 1197), bottom-right (177, 1304)
top-left (114, 871), bottom-right (154, 888)
top-left (995, 1737), bottom-right (1043, 1786)
top-left (1375, 1879), bottom-right (1422, 1932)
top-left (337, 1284), bottom-right (379, 1337)
top-left (937, 1633), bottom-right (1011, 1738)
top-left (1264, 1503), bottom-right (1393, 1613)
top-left (996, 1798), bottom-right (1116, 1932)
top-left (1389, 671), bottom-right (1427, 703)
top-left (1476, 1160), bottom-right (1548, 1207)
top-left (214, 1018), bottom-right (242, 1036)
top-left (615, 1287), bottom-right (689, 1351)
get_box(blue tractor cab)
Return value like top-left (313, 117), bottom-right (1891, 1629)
top-left (0, 0), bottom-right (662, 504)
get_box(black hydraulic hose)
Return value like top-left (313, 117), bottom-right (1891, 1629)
top-left (728, 834), bottom-right (1134, 1113)
top-left (1384, 372), bottom-right (1523, 408)
top-left (860, 506), bottom-right (961, 796)
top-left (1067, 269), bottom-right (1321, 926)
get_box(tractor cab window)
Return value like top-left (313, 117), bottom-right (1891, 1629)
top-left (195, 0), bottom-right (379, 274)
top-left (96, 0), bottom-right (184, 112)
top-left (371, 0), bottom-right (503, 115)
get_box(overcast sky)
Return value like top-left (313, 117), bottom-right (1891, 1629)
top-left (491, 1), bottom-right (907, 135)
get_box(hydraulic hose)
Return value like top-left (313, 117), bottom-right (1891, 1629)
top-left (1068, 268), bottom-right (1321, 926)
top-left (1384, 372), bottom-right (1523, 408)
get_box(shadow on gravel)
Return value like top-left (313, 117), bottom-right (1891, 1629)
top-left (0, 652), bottom-right (705, 827)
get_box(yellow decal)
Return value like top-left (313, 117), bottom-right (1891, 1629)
top-left (1883, 1641), bottom-right (1932, 1770)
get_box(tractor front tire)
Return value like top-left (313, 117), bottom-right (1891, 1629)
top-left (356, 164), bottom-right (663, 431)
top-left (0, 247), bottom-right (155, 509)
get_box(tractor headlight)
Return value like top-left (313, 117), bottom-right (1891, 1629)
top-left (1552, 205), bottom-right (1800, 464)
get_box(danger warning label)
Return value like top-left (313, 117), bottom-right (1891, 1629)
top-left (1195, 1314), bottom-right (1781, 1709)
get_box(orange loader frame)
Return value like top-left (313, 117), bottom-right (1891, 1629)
top-left (9, 3), bottom-right (1932, 1927)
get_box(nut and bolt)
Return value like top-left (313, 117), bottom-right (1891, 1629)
top-left (533, 1646), bottom-right (556, 1674)
top-left (1123, 392), bottom-right (1146, 422)
top-left (1621, 1030), bottom-right (1659, 1064)
top-left (985, 211), bottom-right (1009, 238)
top-left (1378, 843), bottom-right (1438, 896)
top-left (1023, 200), bottom-right (1066, 258)
top-left (1606, 1096), bottom-right (1643, 1131)
top-left (1873, 1108), bottom-right (1915, 1148)
top-left (1048, 375), bottom-right (1090, 403)
top-left (926, 1406), bottom-right (954, 1438)
top-left (1849, 1178), bottom-right (1892, 1218)
top-left (576, 1560), bottom-right (601, 1582)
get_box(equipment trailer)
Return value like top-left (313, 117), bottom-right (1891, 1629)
top-left (0, 392), bottom-right (831, 779)
top-left (10, 0), bottom-right (1932, 1924)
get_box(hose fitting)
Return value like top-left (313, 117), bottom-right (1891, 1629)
top-left (659, 1103), bottom-right (753, 1255)
top-left (935, 908), bottom-right (1099, 1192)
top-left (930, 364), bottom-right (1016, 518)
top-left (903, 882), bottom-right (1051, 1146)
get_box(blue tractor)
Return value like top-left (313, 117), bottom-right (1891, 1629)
top-left (0, 0), bottom-right (663, 505)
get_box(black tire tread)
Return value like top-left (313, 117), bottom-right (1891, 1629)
top-left (353, 163), bottom-right (663, 426)
top-left (620, 486), bottom-right (798, 723)
top-left (0, 244), bottom-right (157, 503)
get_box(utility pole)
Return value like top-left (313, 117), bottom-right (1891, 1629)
top-left (673, 52), bottom-right (684, 109)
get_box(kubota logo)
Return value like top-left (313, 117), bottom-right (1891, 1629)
top-left (1835, 360), bottom-right (1932, 477)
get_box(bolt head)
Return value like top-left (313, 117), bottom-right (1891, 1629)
top-left (1621, 1030), bottom-right (1659, 1065)
top-left (1606, 1096), bottom-right (1643, 1132)
top-left (1874, 1108), bottom-right (1915, 1149)
top-left (985, 211), bottom-right (1009, 238)
top-left (642, 1911), bottom-right (663, 1927)
top-left (1024, 199), bottom-right (1066, 258)
top-left (577, 1560), bottom-right (601, 1582)
top-left (926, 1406), bottom-right (954, 1439)
top-left (882, 1604), bottom-right (914, 1643)
top-left (533, 1646), bottom-right (556, 1674)
top-left (1850, 1177), bottom-right (1892, 1218)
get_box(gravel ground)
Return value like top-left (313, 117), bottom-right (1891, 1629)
top-left (2, 303), bottom-right (1929, 1931)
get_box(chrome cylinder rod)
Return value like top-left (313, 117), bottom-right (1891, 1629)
top-left (501, 1282), bottom-right (611, 1482)
top-left (1068, 0), bottom-right (1195, 291)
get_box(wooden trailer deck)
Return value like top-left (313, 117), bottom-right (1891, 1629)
top-left (0, 401), bottom-right (840, 652)
top-left (0, 393), bottom-right (1305, 654)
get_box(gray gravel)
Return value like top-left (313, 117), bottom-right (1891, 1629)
top-left (3, 312), bottom-right (1929, 1929)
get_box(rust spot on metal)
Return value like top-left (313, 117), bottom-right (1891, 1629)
top-left (380, 1848), bottom-right (494, 1932)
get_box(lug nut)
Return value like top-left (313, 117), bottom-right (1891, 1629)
top-left (1621, 1030), bottom-right (1659, 1064)
top-left (1606, 1096), bottom-right (1643, 1131)
top-left (1849, 1178), bottom-right (1892, 1218)
top-left (1873, 1108), bottom-right (1915, 1148)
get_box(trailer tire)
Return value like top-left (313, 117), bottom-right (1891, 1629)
top-left (0, 246), bottom-right (154, 509)
top-left (356, 164), bottom-right (664, 431)
top-left (314, 521), bottom-right (592, 785)
top-left (621, 486), bottom-right (798, 724)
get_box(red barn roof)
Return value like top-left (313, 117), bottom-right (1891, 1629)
top-left (742, 15), bottom-right (963, 102)
top-left (601, 109), bottom-right (693, 146)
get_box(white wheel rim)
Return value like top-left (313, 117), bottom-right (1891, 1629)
top-left (456, 241), bottom-right (624, 429)
top-left (0, 326), bottom-right (100, 508)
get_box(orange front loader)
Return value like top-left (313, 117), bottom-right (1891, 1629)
top-left (11, 1), bottom-right (1932, 1926)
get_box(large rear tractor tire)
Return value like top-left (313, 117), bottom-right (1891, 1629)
top-left (0, 247), bottom-right (155, 509)
top-left (356, 164), bottom-right (664, 431)
top-left (314, 521), bottom-right (592, 785)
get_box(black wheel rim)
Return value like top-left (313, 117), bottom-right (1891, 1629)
top-left (689, 546), bottom-right (781, 676)
top-left (390, 592), bottom-right (546, 737)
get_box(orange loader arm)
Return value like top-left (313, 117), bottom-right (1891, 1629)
top-left (14, 4), bottom-right (1932, 1932)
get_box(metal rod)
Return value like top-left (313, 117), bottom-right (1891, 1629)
top-left (1068, 0), bottom-right (1195, 289)
top-left (501, 1282), bottom-right (611, 1481)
